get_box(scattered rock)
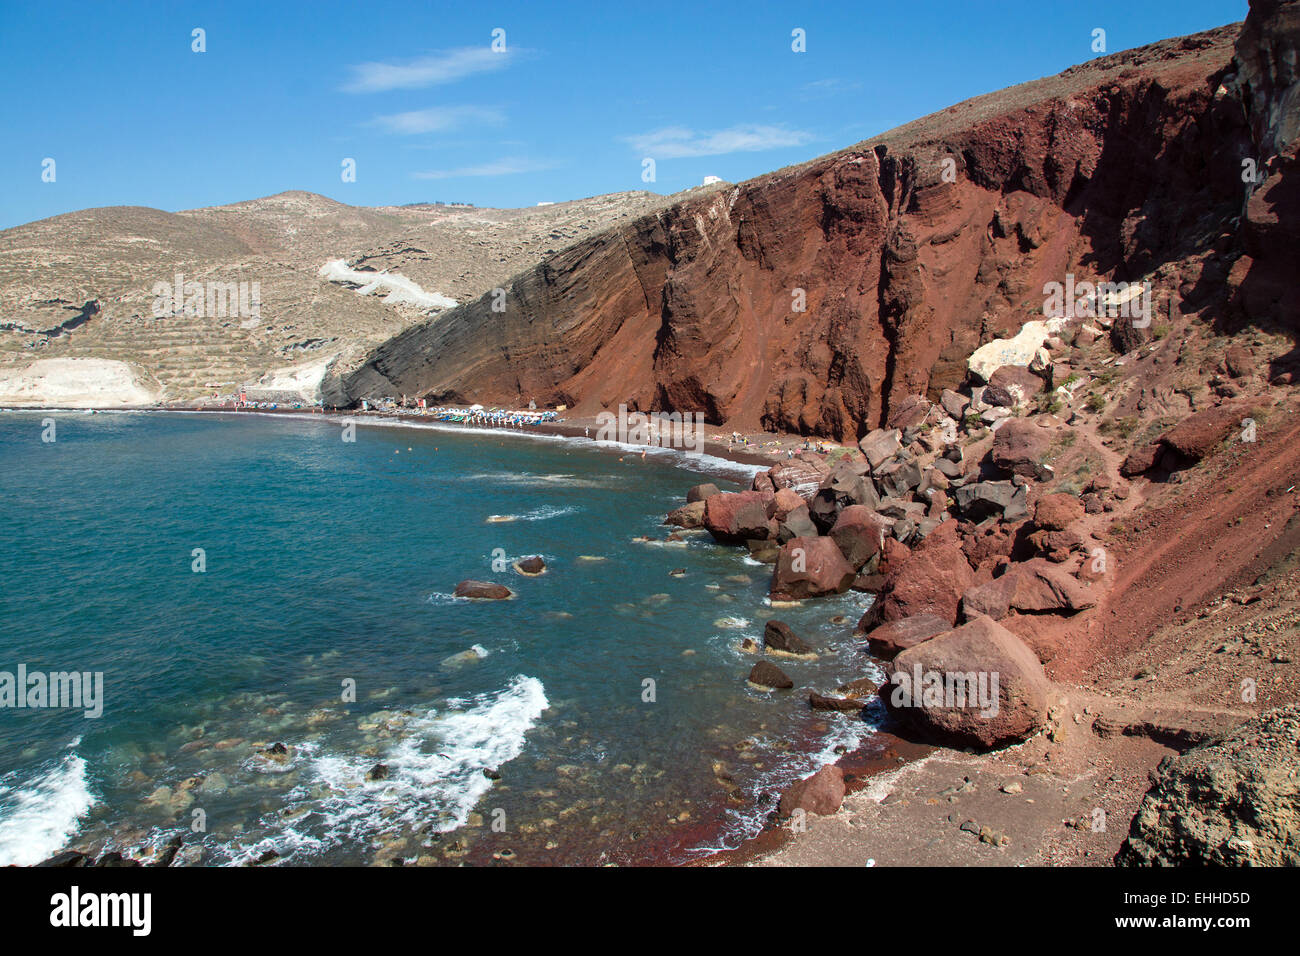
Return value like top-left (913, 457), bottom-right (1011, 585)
top-left (960, 559), bottom-right (1097, 620)
top-left (769, 536), bottom-right (856, 601)
top-left (748, 660), bottom-right (795, 690)
top-left (778, 765), bottom-right (846, 816)
top-left (454, 580), bottom-right (513, 600)
top-left (865, 614), bottom-right (952, 658)
top-left (687, 483), bottom-right (720, 503)
top-left (991, 419), bottom-right (1052, 479)
top-left (764, 620), bottom-right (814, 656)
top-left (515, 555), bottom-right (547, 575)
top-left (1033, 493), bottom-right (1085, 531)
top-left (809, 691), bottom-right (865, 712)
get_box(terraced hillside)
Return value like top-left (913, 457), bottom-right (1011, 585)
top-left (0, 189), bottom-right (673, 404)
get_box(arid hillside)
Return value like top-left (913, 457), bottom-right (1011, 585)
top-left (0, 189), bottom-right (671, 404)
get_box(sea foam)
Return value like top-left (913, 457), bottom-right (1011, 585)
top-left (0, 740), bottom-right (96, 866)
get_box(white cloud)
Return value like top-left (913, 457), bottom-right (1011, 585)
top-left (343, 47), bottom-right (512, 93)
top-left (624, 124), bottom-right (814, 158)
top-left (368, 106), bottom-right (505, 134)
top-left (411, 157), bottom-right (556, 180)
top-left (800, 78), bottom-right (862, 98)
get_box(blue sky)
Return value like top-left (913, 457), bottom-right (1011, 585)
top-left (0, 0), bottom-right (1247, 229)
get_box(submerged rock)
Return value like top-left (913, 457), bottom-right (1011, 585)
top-left (809, 691), bottom-right (865, 712)
top-left (748, 660), bottom-right (794, 690)
top-left (454, 580), bottom-right (513, 600)
top-left (763, 620), bottom-right (814, 657)
top-left (514, 555), bottom-right (547, 575)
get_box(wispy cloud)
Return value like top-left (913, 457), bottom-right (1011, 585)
top-left (411, 157), bottom-right (556, 180)
top-left (800, 78), bottom-right (862, 99)
top-left (368, 106), bottom-right (505, 135)
top-left (624, 124), bottom-right (814, 158)
top-left (343, 47), bottom-right (513, 93)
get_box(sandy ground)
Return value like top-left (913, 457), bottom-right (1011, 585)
top-left (745, 689), bottom-right (1251, 867)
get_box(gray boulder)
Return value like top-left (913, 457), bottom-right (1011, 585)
top-left (1116, 705), bottom-right (1300, 866)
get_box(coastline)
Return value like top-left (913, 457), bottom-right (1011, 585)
top-left (4, 402), bottom-right (890, 867)
top-left (0, 402), bottom-right (803, 471)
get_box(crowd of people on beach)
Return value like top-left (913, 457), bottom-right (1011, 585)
top-left (353, 396), bottom-right (562, 429)
top-left (427, 405), bottom-right (560, 427)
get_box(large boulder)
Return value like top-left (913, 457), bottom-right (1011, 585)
top-left (960, 559), bottom-right (1097, 621)
top-left (766, 488), bottom-right (806, 523)
top-left (940, 389), bottom-right (970, 420)
top-left (687, 483), bottom-right (720, 503)
top-left (968, 320), bottom-right (1060, 381)
top-left (806, 486), bottom-right (858, 534)
top-left (776, 504), bottom-right (819, 543)
top-left (768, 457), bottom-right (830, 499)
top-left (1116, 705), bottom-right (1300, 866)
top-left (988, 365), bottom-right (1044, 403)
top-left (865, 614), bottom-right (952, 659)
top-left (665, 500), bottom-right (706, 528)
top-left (778, 765), bottom-right (846, 816)
top-left (704, 491), bottom-right (772, 544)
top-left (876, 458), bottom-right (922, 498)
top-left (828, 505), bottom-right (893, 570)
top-left (1120, 442), bottom-right (1163, 477)
top-left (1033, 493), bottom-right (1085, 531)
top-left (820, 461), bottom-right (880, 510)
top-left (991, 419), bottom-right (1051, 479)
top-left (858, 428), bottom-right (902, 469)
top-left (886, 395), bottom-right (932, 430)
top-left (954, 480), bottom-right (1028, 522)
top-left (770, 537), bottom-right (856, 601)
top-left (882, 615), bottom-right (1051, 749)
top-left (1158, 404), bottom-right (1244, 465)
top-left (859, 520), bottom-right (974, 628)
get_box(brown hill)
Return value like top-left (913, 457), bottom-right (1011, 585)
top-left (338, 17), bottom-right (1290, 442)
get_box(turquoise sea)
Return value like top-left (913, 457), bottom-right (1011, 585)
top-left (0, 410), bottom-right (881, 865)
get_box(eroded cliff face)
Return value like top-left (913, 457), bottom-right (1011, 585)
top-left (338, 17), bottom-right (1274, 441)
top-left (1225, 0), bottom-right (1300, 350)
